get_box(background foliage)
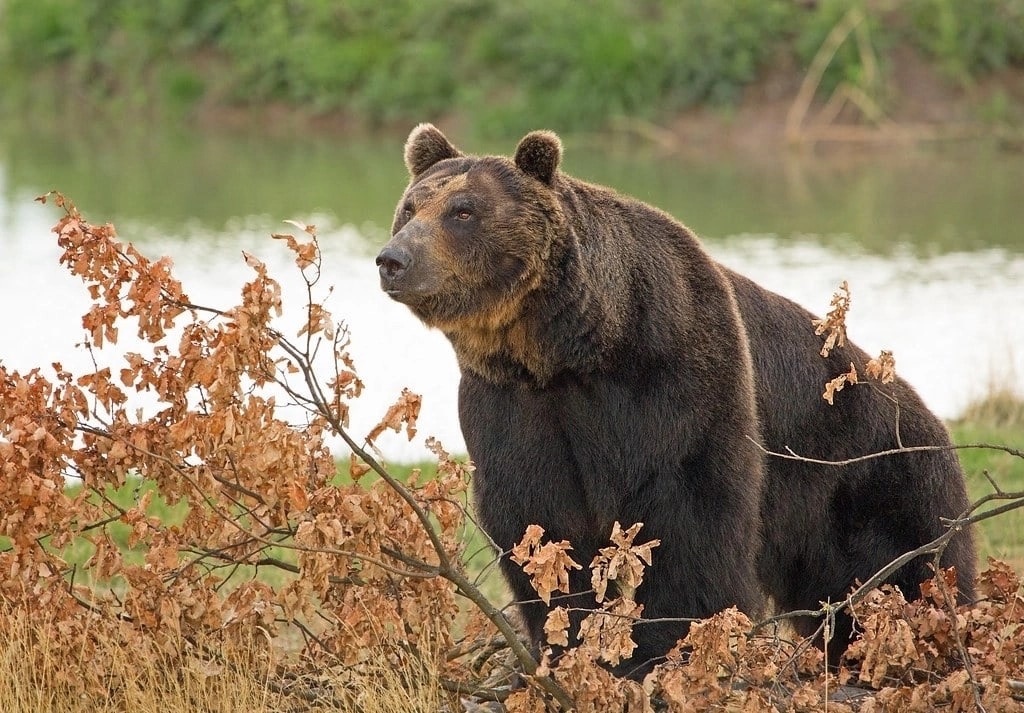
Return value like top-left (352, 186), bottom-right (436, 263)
top-left (1, 0), bottom-right (1022, 134)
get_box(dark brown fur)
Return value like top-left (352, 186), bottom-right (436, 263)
top-left (377, 124), bottom-right (975, 675)
top-left (730, 270), bottom-right (976, 658)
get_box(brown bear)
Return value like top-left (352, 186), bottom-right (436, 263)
top-left (376, 124), bottom-right (975, 677)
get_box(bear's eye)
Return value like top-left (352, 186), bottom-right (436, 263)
top-left (453, 208), bottom-right (473, 221)
top-left (401, 201), bottom-right (414, 217)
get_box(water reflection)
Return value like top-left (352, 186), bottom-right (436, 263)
top-left (1, 120), bottom-right (1022, 461)
top-left (4, 118), bottom-right (1023, 254)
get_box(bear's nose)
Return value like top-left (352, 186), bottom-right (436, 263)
top-left (376, 245), bottom-right (411, 280)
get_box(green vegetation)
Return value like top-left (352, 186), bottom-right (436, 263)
top-left (1, 0), bottom-right (1022, 136)
top-left (951, 388), bottom-right (1024, 571)
top-left (907, 0), bottom-right (1024, 81)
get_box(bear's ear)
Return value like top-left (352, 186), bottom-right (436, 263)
top-left (514, 130), bottom-right (562, 185)
top-left (404, 123), bottom-right (462, 178)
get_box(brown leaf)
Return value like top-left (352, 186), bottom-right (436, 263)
top-left (272, 228), bottom-right (319, 269)
top-left (349, 453), bottom-right (371, 481)
top-left (366, 388), bottom-right (422, 443)
top-left (545, 606), bottom-right (571, 647)
top-left (288, 480), bottom-right (309, 511)
top-left (510, 525), bottom-right (582, 605)
top-left (590, 521), bottom-right (659, 602)
top-left (976, 557), bottom-right (1021, 601)
top-left (812, 280), bottom-right (851, 357)
top-left (866, 349), bottom-right (896, 383)
top-left (578, 597), bottom-right (643, 665)
top-left (822, 362), bottom-right (858, 405)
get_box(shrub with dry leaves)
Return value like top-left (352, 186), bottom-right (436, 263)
top-left (0, 194), bottom-right (485, 711)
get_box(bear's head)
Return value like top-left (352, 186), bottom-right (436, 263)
top-left (376, 124), bottom-right (565, 333)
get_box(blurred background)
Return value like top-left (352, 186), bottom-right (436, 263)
top-left (1, 0), bottom-right (1022, 460)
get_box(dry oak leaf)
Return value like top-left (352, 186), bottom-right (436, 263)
top-left (544, 606), bottom-right (571, 647)
top-left (298, 302), bottom-right (334, 340)
top-left (578, 597), bottom-right (643, 666)
top-left (865, 349), bottom-right (896, 383)
top-left (510, 524), bottom-right (582, 605)
top-left (976, 557), bottom-right (1021, 601)
top-left (823, 362), bottom-right (858, 405)
top-left (504, 686), bottom-right (547, 713)
top-left (366, 387), bottom-right (422, 443)
top-left (847, 589), bottom-right (919, 689)
top-left (590, 521), bottom-right (660, 603)
top-left (682, 606), bottom-right (752, 680)
top-left (349, 453), bottom-right (372, 481)
top-left (272, 222), bottom-right (319, 270)
top-left (812, 280), bottom-right (851, 357)
top-left (552, 648), bottom-right (648, 712)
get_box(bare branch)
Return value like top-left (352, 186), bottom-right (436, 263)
top-left (749, 436), bottom-right (1024, 467)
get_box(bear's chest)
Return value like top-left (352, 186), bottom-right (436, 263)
top-left (462, 373), bottom-right (698, 489)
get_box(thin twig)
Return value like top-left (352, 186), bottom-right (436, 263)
top-left (749, 436), bottom-right (1024, 466)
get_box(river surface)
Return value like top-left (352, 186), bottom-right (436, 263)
top-left (1, 119), bottom-right (1022, 461)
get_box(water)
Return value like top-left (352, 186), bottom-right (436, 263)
top-left (2, 120), bottom-right (1022, 461)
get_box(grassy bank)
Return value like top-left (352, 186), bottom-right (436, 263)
top-left (2, 0), bottom-right (1022, 136)
top-left (950, 387), bottom-right (1024, 570)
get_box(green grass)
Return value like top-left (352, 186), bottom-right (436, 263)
top-left (951, 421), bottom-right (1024, 571)
top-left (48, 478), bottom-right (304, 595)
top-left (0, 457), bottom-right (507, 609)
top-left (949, 387), bottom-right (1024, 571)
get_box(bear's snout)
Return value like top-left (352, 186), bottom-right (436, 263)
top-left (377, 220), bottom-right (447, 304)
top-left (376, 237), bottom-right (442, 305)
top-left (376, 244), bottom-right (411, 281)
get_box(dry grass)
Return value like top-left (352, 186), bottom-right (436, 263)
top-left (0, 611), bottom-right (447, 713)
top-left (0, 616), bottom-right (274, 712)
top-left (958, 385), bottom-right (1024, 429)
